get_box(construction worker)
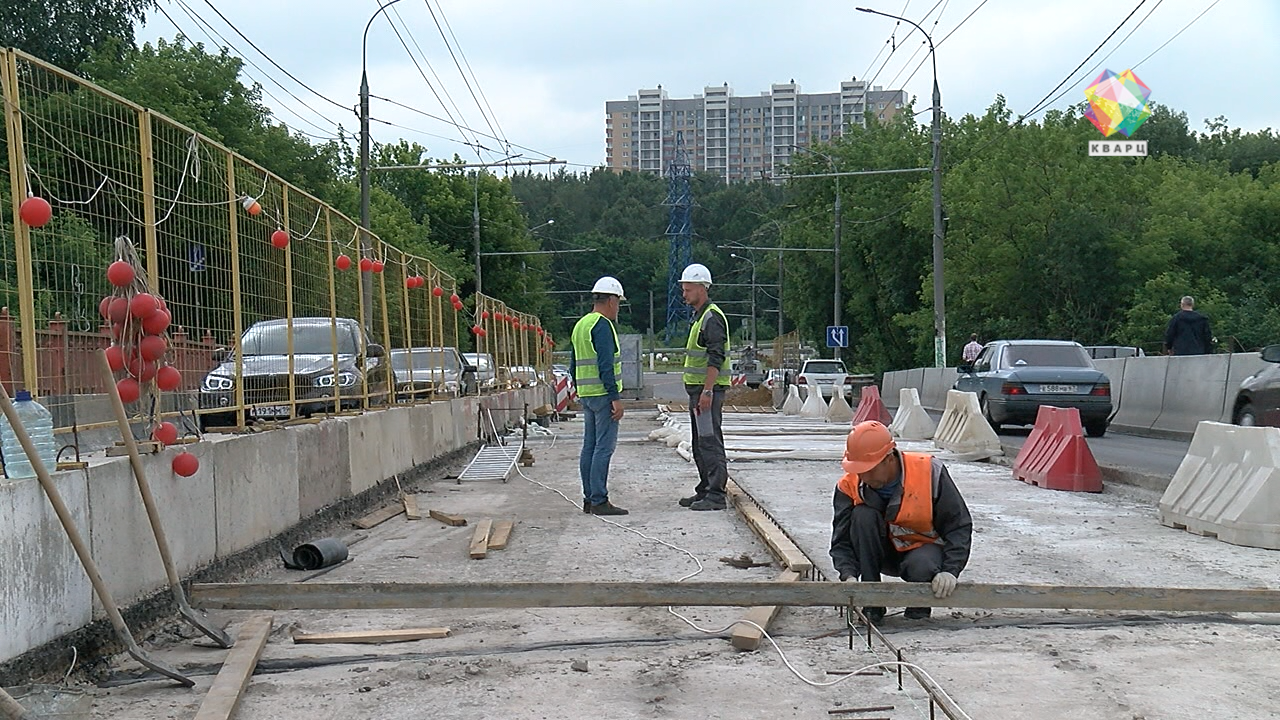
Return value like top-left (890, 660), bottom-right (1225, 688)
top-left (679, 263), bottom-right (731, 511)
top-left (570, 276), bottom-right (628, 516)
top-left (830, 421), bottom-right (972, 622)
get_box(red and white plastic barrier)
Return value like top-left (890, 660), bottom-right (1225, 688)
top-left (554, 374), bottom-right (576, 412)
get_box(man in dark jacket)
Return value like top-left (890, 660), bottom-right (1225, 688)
top-left (830, 421), bottom-right (972, 622)
top-left (1164, 296), bottom-right (1214, 356)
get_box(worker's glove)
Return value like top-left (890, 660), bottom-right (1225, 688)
top-left (931, 571), bottom-right (958, 599)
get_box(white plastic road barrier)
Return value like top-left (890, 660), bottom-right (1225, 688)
top-left (934, 390), bottom-right (1002, 455)
top-left (799, 384), bottom-right (829, 418)
top-left (825, 385), bottom-right (854, 423)
top-left (781, 385), bottom-right (803, 415)
top-left (889, 388), bottom-right (936, 440)
top-left (1159, 421), bottom-right (1280, 550)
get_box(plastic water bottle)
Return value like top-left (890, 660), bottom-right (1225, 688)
top-left (1, 390), bottom-right (57, 479)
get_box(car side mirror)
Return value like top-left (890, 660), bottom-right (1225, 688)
top-left (212, 347), bottom-right (231, 363)
top-left (1261, 344), bottom-right (1280, 363)
top-left (957, 364), bottom-right (972, 374)
top-left (366, 343), bottom-right (385, 359)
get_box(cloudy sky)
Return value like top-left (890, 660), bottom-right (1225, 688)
top-left (136, 1), bottom-right (1273, 170)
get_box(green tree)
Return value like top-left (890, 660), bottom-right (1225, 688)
top-left (0, 0), bottom-right (153, 71)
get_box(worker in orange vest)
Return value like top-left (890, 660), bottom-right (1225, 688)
top-left (830, 421), bottom-right (972, 623)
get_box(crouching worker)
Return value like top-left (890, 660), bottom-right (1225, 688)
top-left (830, 421), bottom-right (972, 622)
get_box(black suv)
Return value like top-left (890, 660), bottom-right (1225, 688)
top-left (199, 317), bottom-right (389, 428)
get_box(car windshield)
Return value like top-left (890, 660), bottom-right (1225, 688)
top-left (1000, 344), bottom-right (1092, 369)
top-left (804, 361), bottom-right (847, 374)
top-left (390, 349), bottom-right (458, 372)
top-left (241, 323), bottom-right (357, 356)
top-left (464, 354), bottom-right (492, 370)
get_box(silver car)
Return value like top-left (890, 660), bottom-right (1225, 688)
top-left (955, 340), bottom-right (1112, 436)
top-left (390, 347), bottom-right (474, 399)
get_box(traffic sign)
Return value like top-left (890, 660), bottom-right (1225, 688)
top-left (826, 325), bottom-right (849, 348)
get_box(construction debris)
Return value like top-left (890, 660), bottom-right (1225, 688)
top-left (352, 504), bottom-right (406, 530)
top-left (469, 519), bottom-right (493, 559)
top-left (192, 615), bottom-right (273, 720)
top-left (428, 510), bottom-right (467, 527)
top-left (488, 520), bottom-right (515, 550)
top-left (291, 627), bottom-right (450, 645)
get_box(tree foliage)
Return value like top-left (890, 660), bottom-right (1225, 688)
top-left (0, 0), bottom-right (153, 71)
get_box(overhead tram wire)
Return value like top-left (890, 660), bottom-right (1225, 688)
top-left (166, 0), bottom-right (347, 140)
top-left (368, 93), bottom-right (564, 163)
top-left (432, 0), bottom-right (510, 153)
top-left (882, 0), bottom-right (950, 92)
top-left (421, 0), bottom-right (506, 153)
top-left (1133, 0), bottom-right (1220, 70)
top-left (896, 0), bottom-right (989, 90)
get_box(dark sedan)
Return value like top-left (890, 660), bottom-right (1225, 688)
top-left (954, 340), bottom-right (1113, 436)
top-left (1230, 344), bottom-right (1280, 426)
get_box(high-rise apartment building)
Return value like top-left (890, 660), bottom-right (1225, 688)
top-left (604, 78), bottom-right (906, 181)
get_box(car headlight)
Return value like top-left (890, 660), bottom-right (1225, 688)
top-left (202, 374), bottom-right (234, 392)
top-left (315, 372), bottom-right (358, 388)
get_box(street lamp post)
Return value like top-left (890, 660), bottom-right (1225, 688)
top-left (729, 253), bottom-right (757, 349)
top-left (359, 0), bottom-right (409, 329)
top-left (858, 5), bottom-right (946, 367)
top-left (790, 145), bottom-right (843, 361)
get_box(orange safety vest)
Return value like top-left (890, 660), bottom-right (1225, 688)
top-left (836, 451), bottom-right (942, 553)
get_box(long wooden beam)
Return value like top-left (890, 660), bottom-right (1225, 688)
top-left (190, 581), bottom-right (1280, 614)
top-left (192, 614), bottom-right (272, 720)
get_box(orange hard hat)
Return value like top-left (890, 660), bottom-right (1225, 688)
top-left (843, 421), bottom-right (896, 474)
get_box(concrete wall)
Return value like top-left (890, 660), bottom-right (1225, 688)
top-left (0, 387), bottom-right (545, 664)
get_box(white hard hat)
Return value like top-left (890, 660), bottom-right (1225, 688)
top-left (680, 263), bottom-right (713, 285)
top-left (591, 276), bottom-right (625, 299)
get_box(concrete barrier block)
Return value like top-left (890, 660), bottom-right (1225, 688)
top-left (881, 372), bottom-right (905, 408)
top-left (87, 451), bottom-right (218, 605)
top-left (211, 432), bottom-right (301, 558)
top-left (1159, 421), bottom-right (1280, 549)
top-left (889, 388), bottom-right (936, 440)
top-left (377, 406), bottom-right (417, 479)
top-left (432, 401), bottom-right (458, 454)
top-left (920, 368), bottom-right (955, 411)
top-left (0, 473), bottom-right (92, 663)
top-left (296, 420), bottom-right (351, 517)
top-left (781, 385), bottom-right (802, 415)
top-left (799, 384), bottom-right (828, 418)
top-left (934, 390), bottom-right (1002, 454)
top-left (1220, 352), bottom-right (1266, 423)
top-left (1151, 354), bottom-right (1231, 436)
top-left (1110, 355), bottom-right (1168, 432)
top-left (825, 385), bottom-right (854, 423)
top-left (408, 404), bottom-right (437, 467)
top-left (345, 413), bottom-right (385, 494)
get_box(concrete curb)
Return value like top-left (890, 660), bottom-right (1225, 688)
top-left (994, 443), bottom-right (1171, 492)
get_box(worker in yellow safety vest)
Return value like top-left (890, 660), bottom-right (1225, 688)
top-left (570, 276), bottom-right (628, 516)
top-left (830, 421), bottom-right (973, 623)
top-left (679, 263), bottom-right (731, 511)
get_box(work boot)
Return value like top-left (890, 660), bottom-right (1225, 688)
top-left (689, 497), bottom-right (727, 511)
top-left (678, 494), bottom-right (705, 508)
top-left (862, 606), bottom-right (886, 624)
top-left (582, 499), bottom-right (589, 514)
top-left (589, 501), bottom-right (629, 516)
top-left (904, 607), bottom-right (932, 620)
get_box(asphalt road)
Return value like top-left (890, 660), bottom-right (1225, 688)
top-left (643, 372), bottom-right (1190, 480)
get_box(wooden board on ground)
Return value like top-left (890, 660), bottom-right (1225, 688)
top-left (730, 570), bottom-right (802, 651)
top-left (192, 614), bottom-right (273, 720)
top-left (352, 504), bottom-right (405, 530)
top-left (56, 461), bottom-right (89, 470)
top-left (726, 480), bottom-right (813, 573)
top-left (488, 520), bottom-right (514, 550)
top-left (429, 510), bottom-right (467, 527)
top-left (292, 627), bottom-right (450, 644)
top-left (402, 495), bottom-right (420, 520)
top-left (106, 440), bottom-right (162, 457)
top-left (470, 519), bottom-right (493, 559)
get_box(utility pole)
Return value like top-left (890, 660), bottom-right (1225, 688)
top-left (833, 181), bottom-right (842, 362)
top-left (648, 290), bottom-right (655, 371)
top-left (473, 176), bottom-right (482, 295)
top-left (776, 250), bottom-right (784, 344)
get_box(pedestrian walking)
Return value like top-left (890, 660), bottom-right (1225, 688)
top-left (679, 263), bottom-right (731, 511)
top-left (962, 334), bottom-right (983, 364)
top-left (570, 276), bottom-right (628, 515)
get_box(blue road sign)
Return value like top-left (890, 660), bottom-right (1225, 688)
top-left (826, 325), bottom-right (848, 348)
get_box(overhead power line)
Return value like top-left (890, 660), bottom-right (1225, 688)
top-left (431, 0), bottom-right (509, 151)
top-left (421, 0), bottom-right (507, 153)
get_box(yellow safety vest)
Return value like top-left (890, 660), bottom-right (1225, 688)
top-left (571, 312), bottom-right (622, 398)
top-left (683, 303), bottom-right (732, 387)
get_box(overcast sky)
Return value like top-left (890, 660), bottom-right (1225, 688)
top-left (136, 1), bottom-right (1273, 171)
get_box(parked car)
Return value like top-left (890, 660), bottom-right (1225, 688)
top-left (390, 347), bottom-right (475, 399)
top-left (1230, 344), bottom-right (1280, 426)
top-left (796, 359), bottom-right (856, 401)
top-left (199, 317), bottom-right (389, 428)
top-left (954, 340), bottom-right (1112, 436)
top-left (764, 368), bottom-right (792, 390)
top-left (463, 352), bottom-right (497, 392)
top-left (507, 365), bottom-right (540, 388)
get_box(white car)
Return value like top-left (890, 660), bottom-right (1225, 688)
top-left (796, 359), bottom-right (855, 401)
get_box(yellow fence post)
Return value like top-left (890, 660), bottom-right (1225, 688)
top-left (399, 251), bottom-right (413, 402)
top-left (2, 51), bottom-right (38, 397)
top-left (225, 155), bottom-right (245, 429)
top-left (138, 110), bottom-right (160, 289)
top-left (377, 241), bottom-right (393, 407)
top-left (325, 211), bottom-right (340, 416)
top-left (282, 188), bottom-right (295, 414)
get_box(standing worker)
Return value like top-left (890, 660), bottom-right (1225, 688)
top-left (830, 421), bottom-right (972, 622)
top-left (679, 263), bottom-right (730, 511)
top-left (570, 276), bottom-right (628, 516)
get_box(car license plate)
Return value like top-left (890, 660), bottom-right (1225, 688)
top-left (1040, 384), bottom-right (1078, 394)
top-left (251, 405), bottom-right (291, 418)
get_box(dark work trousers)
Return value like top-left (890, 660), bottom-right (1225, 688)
top-left (686, 386), bottom-right (728, 504)
top-left (850, 503), bottom-right (943, 583)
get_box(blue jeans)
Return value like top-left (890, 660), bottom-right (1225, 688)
top-left (580, 395), bottom-right (619, 506)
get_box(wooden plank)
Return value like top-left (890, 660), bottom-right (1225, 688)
top-left (191, 581), bottom-right (1280, 614)
top-left (402, 495), bottom-right (421, 520)
top-left (469, 519), bottom-right (493, 559)
top-left (488, 520), bottom-right (514, 550)
top-left (192, 614), bottom-right (273, 720)
top-left (731, 570), bottom-right (802, 651)
top-left (726, 480), bottom-right (813, 573)
top-left (292, 627), bottom-right (450, 644)
top-left (106, 440), bottom-right (162, 457)
top-left (352, 504), bottom-right (405, 530)
top-left (429, 510), bottom-right (467, 527)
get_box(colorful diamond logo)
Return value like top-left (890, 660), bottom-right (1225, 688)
top-left (1084, 69), bottom-right (1152, 138)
